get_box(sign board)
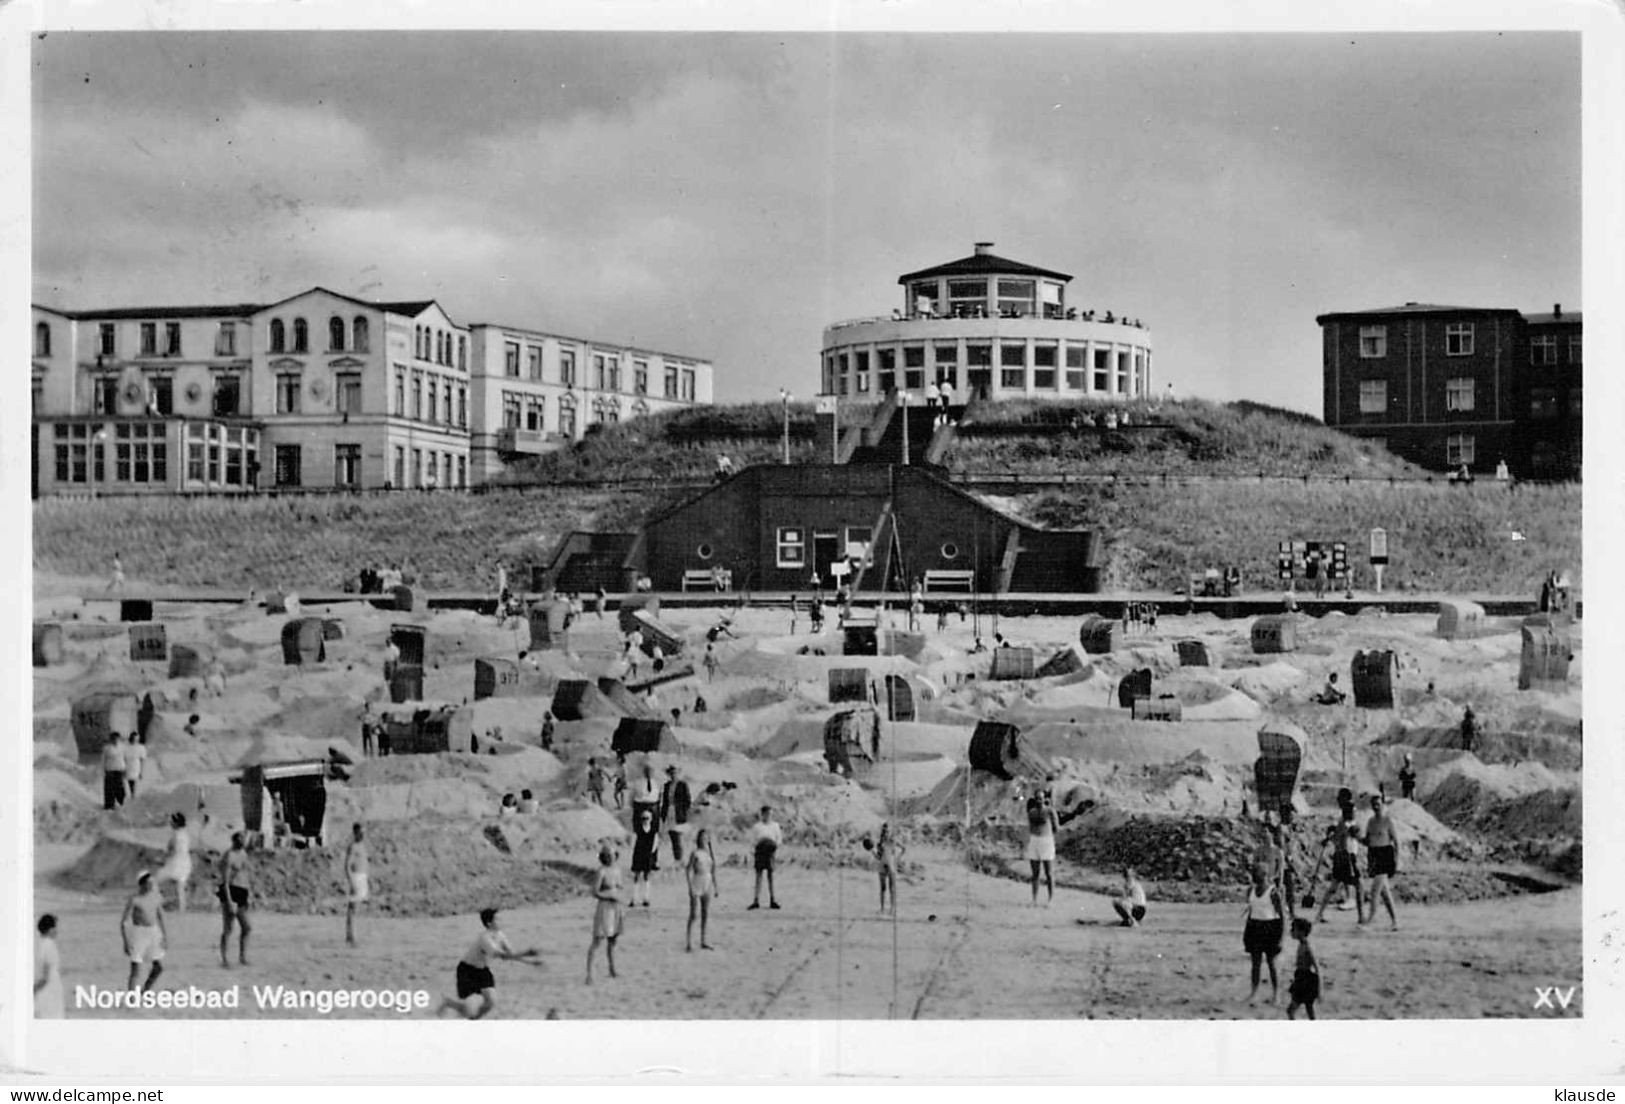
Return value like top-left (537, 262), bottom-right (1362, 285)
top-left (129, 623), bottom-right (169, 663)
top-left (1279, 540), bottom-right (1350, 581)
top-left (1369, 527), bottom-right (1389, 565)
top-left (815, 395), bottom-right (838, 415)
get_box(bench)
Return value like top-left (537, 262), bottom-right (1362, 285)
top-left (682, 568), bottom-right (732, 592)
top-left (923, 569), bottom-right (975, 594)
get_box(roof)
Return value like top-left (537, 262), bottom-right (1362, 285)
top-left (1521, 311), bottom-right (1583, 325)
top-left (1315, 303), bottom-right (1524, 324)
top-left (897, 251), bottom-right (1072, 285)
top-left (38, 288), bottom-right (452, 324)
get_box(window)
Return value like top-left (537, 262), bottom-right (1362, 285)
top-left (1033, 344), bottom-right (1058, 390)
top-left (1445, 322), bottom-right (1473, 356)
top-left (54, 423), bottom-right (92, 484)
top-left (270, 319), bottom-right (285, 353)
top-left (140, 322), bottom-right (157, 356)
top-left (505, 342), bottom-right (520, 377)
top-left (426, 378), bottom-right (438, 423)
top-left (1092, 348), bottom-right (1110, 392)
top-left (845, 527), bottom-right (873, 563)
top-left (412, 448), bottom-right (423, 487)
top-left (996, 278), bottom-right (1036, 316)
top-left (215, 322), bottom-right (237, 356)
top-left (663, 365), bottom-right (678, 398)
top-left (934, 345), bottom-right (958, 387)
top-left (438, 332), bottom-right (448, 365)
top-left (633, 400), bottom-right (650, 419)
top-left (606, 356), bottom-right (621, 392)
top-left (457, 386), bottom-right (467, 428)
top-left (528, 346), bottom-right (543, 381)
top-left (1567, 334), bottom-right (1582, 365)
top-left (457, 456), bottom-right (467, 488)
top-left (1445, 377), bottom-right (1475, 412)
top-left (34, 321), bottom-right (51, 357)
top-left (1358, 379), bottom-right (1387, 414)
top-left (634, 360), bottom-right (648, 394)
top-left (776, 527), bottom-right (806, 568)
top-left (95, 377), bottom-right (118, 415)
top-left (856, 372), bottom-right (871, 393)
top-left (394, 370), bottom-right (406, 417)
top-left (293, 318), bottom-right (309, 354)
top-left (948, 279), bottom-right (986, 317)
top-left (353, 316), bottom-right (369, 353)
top-left (502, 391), bottom-right (522, 429)
top-left (525, 397), bottom-right (545, 432)
top-left (329, 316), bottom-right (346, 352)
top-left (458, 335), bottom-right (466, 370)
top-left (560, 349), bottom-right (577, 387)
top-left (1117, 351), bottom-right (1130, 394)
top-left (1530, 387), bottom-right (1558, 419)
top-left (414, 327), bottom-right (424, 360)
top-left (337, 373), bottom-right (362, 415)
top-left (32, 377), bottom-right (42, 414)
top-left (335, 444), bottom-right (361, 488)
top-left (604, 401), bottom-right (620, 425)
top-left (1041, 281), bottom-right (1066, 318)
top-left (276, 372), bottom-right (301, 414)
top-left (273, 444), bottom-right (302, 487)
top-left (681, 370), bottom-right (696, 402)
top-left (1000, 344), bottom-right (1026, 391)
top-left (1359, 325), bottom-right (1387, 358)
top-left (442, 382), bottom-right (453, 425)
top-left (163, 323), bottom-right (181, 357)
top-left (593, 354), bottom-right (608, 390)
top-left (1065, 345), bottom-right (1086, 390)
top-left (214, 374), bottom-right (242, 417)
top-left (150, 376), bottom-right (173, 415)
top-left (1530, 335), bottom-right (1557, 366)
top-left (910, 281), bottom-right (939, 314)
top-left (1446, 434), bottom-right (1475, 466)
top-left (904, 347), bottom-right (925, 372)
top-left (411, 374), bottom-right (423, 420)
top-left (100, 322), bottom-right (116, 357)
top-left (111, 424), bottom-right (167, 485)
top-left (393, 446), bottom-right (405, 488)
top-left (559, 398), bottom-right (577, 437)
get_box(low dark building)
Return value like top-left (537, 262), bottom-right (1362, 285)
top-left (1317, 302), bottom-right (1581, 479)
top-left (546, 463), bottom-right (1102, 595)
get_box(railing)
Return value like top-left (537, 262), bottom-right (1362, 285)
top-left (496, 426), bottom-right (551, 455)
top-left (825, 310), bottom-right (1151, 332)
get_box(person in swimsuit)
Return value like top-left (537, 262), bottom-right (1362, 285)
top-left (1111, 867), bottom-right (1148, 927)
top-left (1024, 790), bottom-right (1059, 907)
top-left (1241, 865), bottom-right (1285, 1006)
top-left (217, 831), bottom-right (253, 968)
top-left (1398, 754), bottom-right (1417, 801)
top-left (1286, 917), bottom-right (1320, 1020)
top-left (345, 823), bottom-right (370, 947)
top-left (436, 908), bottom-right (540, 1020)
top-left (1361, 795), bottom-right (1401, 930)
top-left (874, 823), bottom-right (904, 915)
top-left (748, 806), bottom-right (783, 910)
top-left (685, 827), bottom-right (719, 952)
top-left (35, 914), bottom-right (64, 1019)
top-left (156, 812), bottom-right (193, 913)
top-left (1314, 809), bottom-right (1366, 925)
top-left (586, 757), bottom-right (605, 806)
top-left (120, 871), bottom-right (168, 992)
top-left (586, 844), bottom-right (625, 984)
top-left (629, 805), bottom-right (659, 908)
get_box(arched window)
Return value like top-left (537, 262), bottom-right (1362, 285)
top-left (293, 317), bottom-right (309, 353)
top-left (457, 335), bottom-right (466, 370)
top-left (329, 316), bottom-right (345, 352)
top-left (34, 321), bottom-right (50, 357)
top-left (414, 326), bottom-right (424, 359)
top-left (352, 316), bottom-right (369, 353)
top-left (633, 400), bottom-right (650, 419)
top-left (270, 319), bottom-right (286, 353)
top-left (437, 331), bottom-right (446, 365)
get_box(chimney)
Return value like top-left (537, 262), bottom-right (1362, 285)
top-left (1553, 303), bottom-right (1562, 319)
top-left (974, 241), bottom-right (994, 256)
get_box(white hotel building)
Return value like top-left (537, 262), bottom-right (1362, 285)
top-left (821, 242), bottom-right (1153, 404)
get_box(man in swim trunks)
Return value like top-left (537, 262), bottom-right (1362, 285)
top-left (748, 805), bottom-right (782, 910)
top-left (345, 823), bottom-right (370, 947)
top-left (1025, 789), bottom-right (1060, 907)
top-left (1360, 795), bottom-right (1401, 930)
top-left (436, 908), bottom-right (540, 1020)
top-left (120, 871), bottom-right (167, 992)
top-left (218, 831), bottom-right (253, 968)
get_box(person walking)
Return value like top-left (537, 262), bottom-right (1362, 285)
top-left (102, 733), bottom-right (128, 811)
top-left (156, 812), bottom-right (193, 913)
top-left (105, 552), bottom-right (126, 594)
top-left (120, 871), bottom-right (168, 992)
top-left (1242, 866), bottom-right (1285, 1006)
top-left (1361, 795), bottom-right (1402, 930)
top-left (217, 831), bottom-right (253, 968)
top-left (1314, 807), bottom-right (1366, 926)
top-left (747, 806), bottom-right (783, 910)
top-left (436, 908), bottom-right (541, 1019)
top-left (345, 823), bottom-right (370, 947)
top-left (35, 915), bottom-right (64, 1019)
top-left (703, 644), bottom-right (720, 682)
top-left (1398, 754), bottom-right (1417, 801)
top-left (685, 828), bottom-right (719, 952)
top-left (586, 845), bottom-right (625, 984)
top-left (629, 805), bottom-right (659, 908)
top-left (360, 702), bottom-right (376, 758)
top-left (124, 732), bottom-right (148, 801)
top-left (1024, 789), bottom-right (1059, 907)
top-left (1286, 917), bottom-right (1320, 1019)
top-left (586, 757), bottom-right (606, 807)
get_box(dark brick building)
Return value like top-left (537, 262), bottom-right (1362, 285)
top-left (1317, 302), bottom-right (1581, 479)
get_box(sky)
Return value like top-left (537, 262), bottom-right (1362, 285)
top-left (31, 31), bottom-right (1581, 414)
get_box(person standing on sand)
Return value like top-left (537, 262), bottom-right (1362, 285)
top-left (685, 828), bottom-right (719, 952)
top-left (102, 733), bottom-right (128, 811)
top-left (345, 823), bottom-right (370, 947)
top-left (217, 831), bottom-right (253, 968)
top-left (661, 765), bottom-right (692, 865)
top-left (586, 757), bottom-right (605, 806)
top-left (1314, 808), bottom-right (1366, 926)
top-left (1286, 917), bottom-right (1319, 1020)
top-left (121, 871), bottom-right (167, 992)
top-left (1360, 795), bottom-right (1401, 931)
top-left (437, 908), bottom-right (541, 1020)
top-left (586, 845), bottom-right (625, 984)
top-left (105, 552), bottom-right (126, 594)
top-left (1398, 754), bottom-right (1417, 801)
top-left (1024, 789), bottom-right (1059, 907)
top-left (873, 823), bottom-right (904, 915)
top-left (629, 805), bottom-right (659, 908)
top-left (594, 585), bottom-right (607, 620)
top-left (703, 644), bottom-right (720, 682)
top-left (383, 638), bottom-right (401, 687)
top-left (124, 732), bottom-right (147, 800)
top-left (1242, 866), bottom-right (1285, 1006)
top-left (156, 813), bottom-right (193, 913)
top-left (1110, 867), bottom-right (1147, 926)
top-left (747, 806), bottom-right (783, 910)
top-left (35, 915), bottom-right (64, 1019)
top-left (360, 702), bottom-right (376, 758)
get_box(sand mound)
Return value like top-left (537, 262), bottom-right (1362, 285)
top-left (1227, 663), bottom-right (1307, 703)
top-left (1023, 719), bottom-right (1262, 768)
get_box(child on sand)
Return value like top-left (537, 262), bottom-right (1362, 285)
top-left (586, 758), bottom-right (605, 806)
top-left (156, 812), bottom-right (192, 913)
top-left (586, 844), bottom-right (624, 984)
top-left (685, 828), bottom-right (718, 952)
top-left (436, 908), bottom-right (540, 1020)
top-left (1110, 867), bottom-right (1147, 927)
top-left (345, 823), bottom-right (369, 947)
top-left (873, 823), bottom-right (904, 914)
top-left (1286, 917), bottom-right (1320, 1020)
top-left (1242, 865), bottom-right (1285, 1006)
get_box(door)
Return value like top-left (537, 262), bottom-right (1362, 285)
top-left (813, 530), bottom-right (841, 585)
top-left (967, 369), bottom-right (992, 401)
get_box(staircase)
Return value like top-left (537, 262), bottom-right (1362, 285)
top-left (548, 532), bottom-right (640, 593)
top-left (853, 403), bottom-right (965, 466)
top-left (845, 501), bottom-right (895, 595)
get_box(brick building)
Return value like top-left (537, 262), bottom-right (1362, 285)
top-left (1317, 302), bottom-right (1581, 479)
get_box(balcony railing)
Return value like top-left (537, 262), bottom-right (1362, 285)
top-left (826, 309), bottom-right (1149, 333)
top-left (496, 426), bottom-right (550, 455)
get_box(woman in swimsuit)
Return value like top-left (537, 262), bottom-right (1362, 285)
top-left (685, 828), bottom-right (718, 952)
top-left (586, 844), bottom-right (624, 984)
